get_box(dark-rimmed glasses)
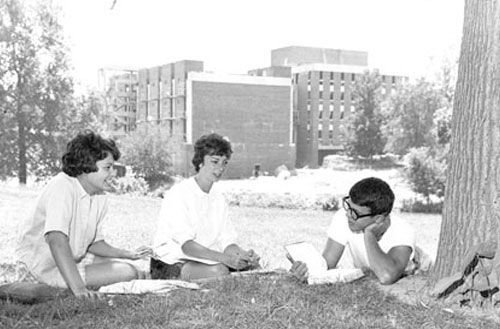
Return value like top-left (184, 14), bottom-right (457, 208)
top-left (342, 196), bottom-right (377, 221)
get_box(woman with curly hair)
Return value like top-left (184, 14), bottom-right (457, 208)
top-left (16, 130), bottom-right (154, 300)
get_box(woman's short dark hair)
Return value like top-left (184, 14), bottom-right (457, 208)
top-left (192, 133), bottom-right (232, 172)
top-left (349, 177), bottom-right (395, 215)
top-left (62, 130), bottom-right (121, 177)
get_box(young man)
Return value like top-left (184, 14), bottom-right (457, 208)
top-left (290, 177), bottom-right (415, 285)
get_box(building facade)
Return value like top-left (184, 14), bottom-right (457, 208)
top-left (99, 68), bottom-right (138, 138)
top-left (136, 61), bottom-right (295, 178)
top-left (268, 46), bottom-right (406, 168)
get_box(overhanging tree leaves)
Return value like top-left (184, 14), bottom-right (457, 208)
top-left (0, 0), bottom-right (99, 183)
top-left (383, 79), bottom-right (443, 155)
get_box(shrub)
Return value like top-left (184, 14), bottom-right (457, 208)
top-left (403, 147), bottom-right (446, 204)
top-left (224, 190), bottom-right (340, 211)
top-left (118, 128), bottom-right (181, 190)
top-left (400, 198), bottom-right (443, 214)
top-left (110, 176), bottom-right (149, 195)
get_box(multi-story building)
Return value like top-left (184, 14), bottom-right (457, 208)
top-left (261, 46), bottom-right (406, 168)
top-left (137, 60), bottom-right (295, 178)
top-left (99, 67), bottom-right (138, 137)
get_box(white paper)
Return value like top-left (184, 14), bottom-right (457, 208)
top-left (285, 241), bottom-right (365, 285)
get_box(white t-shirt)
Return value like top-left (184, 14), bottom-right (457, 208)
top-left (16, 172), bottom-right (107, 287)
top-left (327, 210), bottom-right (416, 270)
top-left (153, 177), bottom-right (237, 264)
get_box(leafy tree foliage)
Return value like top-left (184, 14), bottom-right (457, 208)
top-left (0, 0), bottom-right (100, 183)
top-left (344, 70), bottom-right (386, 158)
top-left (383, 79), bottom-right (443, 155)
top-left (118, 126), bottom-right (181, 190)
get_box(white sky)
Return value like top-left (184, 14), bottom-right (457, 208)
top-left (57, 0), bottom-right (465, 89)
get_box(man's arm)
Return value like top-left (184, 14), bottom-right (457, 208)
top-left (290, 238), bottom-right (345, 282)
top-left (322, 238), bottom-right (345, 270)
top-left (364, 230), bottom-right (412, 285)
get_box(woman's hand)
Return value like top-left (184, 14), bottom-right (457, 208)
top-left (222, 253), bottom-right (251, 270)
top-left (245, 249), bottom-right (261, 269)
top-left (124, 246), bottom-right (156, 260)
top-left (72, 287), bottom-right (103, 301)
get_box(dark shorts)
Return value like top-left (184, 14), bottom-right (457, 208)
top-left (150, 258), bottom-right (183, 280)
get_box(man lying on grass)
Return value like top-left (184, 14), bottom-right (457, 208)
top-left (290, 177), bottom-right (416, 285)
top-left (151, 133), bottom-right (260, 280)
top-left (15, 131), bottom-right (155, 300)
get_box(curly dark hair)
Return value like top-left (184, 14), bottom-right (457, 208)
top-left (192, 133), bottom-right (232, 172)
top-left (349, 177), bottom-right (395, 215)
top-left (62, 130), bottom-right (121, 177)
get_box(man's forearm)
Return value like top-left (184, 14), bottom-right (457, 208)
top-left (364, 232), bottom-right (400, 284)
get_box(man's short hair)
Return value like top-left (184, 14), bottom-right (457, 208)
top-left (62, 130), bottom-right (120, 177)
top-left (192, 133), bottom-right (232, 172)
top-left (349, 177), bottom-right (395, 215)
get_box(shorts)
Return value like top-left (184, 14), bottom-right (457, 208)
top-left (150, 258), bottom-right (183, 279)
top-left (15, 256), bottom-right (91, 287)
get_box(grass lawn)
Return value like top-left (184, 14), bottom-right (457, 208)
top-left (2, 180), bottom-right (496, 328)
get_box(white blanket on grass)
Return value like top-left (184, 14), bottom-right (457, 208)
top-left (98, 279), bottom-right (200, 295)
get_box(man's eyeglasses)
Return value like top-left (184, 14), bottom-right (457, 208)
top-left (342, 196), bottom-right (378, 221)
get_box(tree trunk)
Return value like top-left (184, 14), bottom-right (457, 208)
top-left (17, 106), bottom-right (27, 185)
top-left (432, 0), bottom-right (500, 282)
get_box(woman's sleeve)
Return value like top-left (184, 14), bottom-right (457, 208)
top-left (157, 190), bottom-right (196, 247)
top-left (43, 181), bottom-right (74, 236)
top-left (217, 197), bottom-right (237, 250)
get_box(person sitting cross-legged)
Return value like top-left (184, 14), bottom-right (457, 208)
top-left (290, 177), bottom-right (416, 285)
top-left (151, 133), bottom-right (260, 281)
top-left (15, 130), bottom-right (155, 300)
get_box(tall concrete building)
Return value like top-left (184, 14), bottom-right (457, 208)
top-left (137, 60), bottom-right (295, 178)
top-left (99, 68), bottom-right (138, 138)
top-left (264, 46), bottom-right (406, 168)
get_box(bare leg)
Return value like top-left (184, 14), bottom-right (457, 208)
top-left (84, 261), bottom-right (139, 288)
top-left (181, 261), bottom-right (229, 280)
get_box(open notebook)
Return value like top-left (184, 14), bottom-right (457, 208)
top-left (285, 241), bottom-right (364, 285)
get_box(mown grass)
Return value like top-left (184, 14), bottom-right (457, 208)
top-left (2, 274), bottom-right (497, 329)
top-left (5, 182), bottom-right (490, 328)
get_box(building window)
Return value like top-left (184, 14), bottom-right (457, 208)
top-left (340, 105), bottom-right (345, 120)
top-left (319, 110), bottom-right (323, 119)
top-left (330, 72), bottom-right (334, 80)
top-left (330, 91), bottom-right (334, 100)
top-left (352, 73), bottom-right (356, 81)
top-left (319, 91), bottom-right (323, 99)
top-left (318, 130), bottom-right (322, 139)
top-left (392, 76), bottom-right (396, 84)
top-left (307, 84), bottom-right (311, 91)
top-left (319, 71), bottom-right (323, 79)
top-left (350, 105), bottom-right (355, 112)
top-left (319, 82), bottom-right (323, 92)
top-left (329, 104), bottom-right (334, 119)
top-left (341, 72), bottom-right (345, 81)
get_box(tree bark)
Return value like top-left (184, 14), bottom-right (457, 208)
top-left (432, 0), bottom-right (500, 282)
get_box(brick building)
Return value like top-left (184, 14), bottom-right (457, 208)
top-left (137, 60), bottom-right (295, 178)
top-left (265, 46), bottom-right (406, 168)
